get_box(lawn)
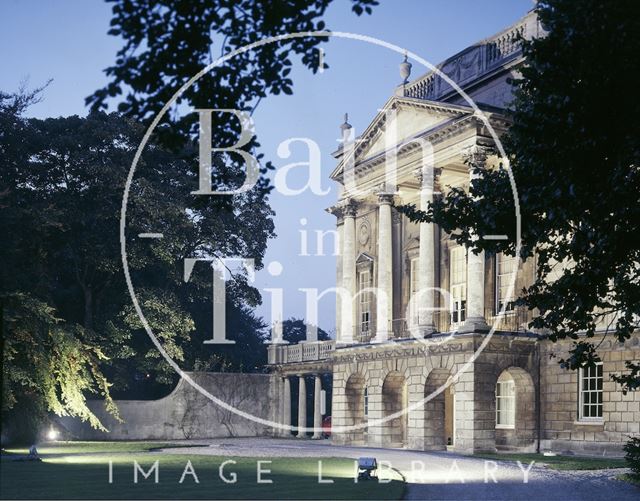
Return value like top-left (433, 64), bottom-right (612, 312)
top-left (616, 473), bottom-right (640, 486)
top-left (0, 442), bottom-right (404, 500)
top-left (473, 452), bottom-right (628, 471)
top-left (2, 441), bottom-right (191, 455)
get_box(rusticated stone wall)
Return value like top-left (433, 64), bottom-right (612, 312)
top-left (328, 331), bottom-right (638, 456)
top-left (540, 333), bottom-right (640, 455)
top-left (330, 333), bottom-right (539, 454)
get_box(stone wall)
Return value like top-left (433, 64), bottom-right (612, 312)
top-left (59, 372), bottom-right (277, 440)
top-left (330, 333), bottom-right (539, 453)
top-left (540, 333), bottom-right (640, 455)
top-left (279, 331), bottom-right (638, 456)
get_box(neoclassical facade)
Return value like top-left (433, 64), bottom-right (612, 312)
top-left (268, 11), bottom-right (640, 455)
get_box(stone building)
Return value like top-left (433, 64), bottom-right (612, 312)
top-left (268, 11), bottom-right (640, 455)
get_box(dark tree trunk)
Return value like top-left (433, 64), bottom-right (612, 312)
top-left (84, 287), bottom-right (93, 330)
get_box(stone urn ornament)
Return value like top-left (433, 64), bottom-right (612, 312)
top-left (400, 52), bottom-right (412, 84)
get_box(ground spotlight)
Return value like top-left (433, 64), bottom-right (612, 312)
top-left (357, 457), bottom-right (378, 481)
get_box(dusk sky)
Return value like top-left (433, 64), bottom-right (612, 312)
top-left (0, 0), bottom-right (533, 335)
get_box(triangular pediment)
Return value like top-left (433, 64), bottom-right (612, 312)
top-left (403, 236), bottom-right (420, 252)
top-left (356, 252), bottom-right (374, 264)
top-left (331, 96), bottom-right (473, 180)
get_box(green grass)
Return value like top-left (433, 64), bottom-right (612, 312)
top-left (616, 473), bottom-right (640, 486)
top-left (3, 441), bottom-right (189, 455)
top-left (473, 452), bottom-right (628, 470)
top-left (0, 442), bottom-right (404, 500)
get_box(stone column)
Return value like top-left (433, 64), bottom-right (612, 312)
top-left (340, 202), bottom-right (357, 344)
top-left (283, 377), bottom-right (291, 437)
top-left (335, 220), bottom-right (343, 343)
top-left (312, 375), bottom-right (323, 439)
top-left (297, 375), bottom-right (307, 437)
top-left (415, 166), bottom-right (438, 335)
top-left (375, 192), bottom-right (394, 342)
top-left (461, 145), bottom-right (489, 333)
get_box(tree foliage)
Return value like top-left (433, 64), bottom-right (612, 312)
top-left (281, 317), bottom-right (331, 344)
top-left (0, 90), bottom-right (275, 437)
top-left (1, 293), bottom-right (119, 434)
top-left (398, 0), bottom-right (640, 387)
top-left (88, 0), bottom-right (379, 127)
top-left (0, 91), bottom-right (120, 433)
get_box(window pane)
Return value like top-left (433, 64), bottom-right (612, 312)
top-left (496, 375), bottom-right (515, 426)
top-left (496, 252), bottom-right (517, 313)
top-left (580, 363), bottom-right (603, 420)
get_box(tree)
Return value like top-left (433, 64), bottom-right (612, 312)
top-left (82, 0), bottom-right (379, 385)
top-left (1, 91), bottom-right (120, 439)
top-left (88, 0), bottom-right (379, 130)
top-left (87, 0), bottom-right (381, 223)
top-left (398, 0), bottom-right (640, 389)
top-left (282, 317), bottom-right (331, 344)
top-left (0, 90), bottom-right (278, 440)
top-left (4, 0), bottom-right (386, 441)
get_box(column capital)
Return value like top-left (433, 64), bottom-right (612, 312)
top-left (376, 192), bottom-right (395, 205)
top-left (325, 204), bottom-right (343, 220)
top-left (462, 143), bottom-right (494, 169)
top-left (413, 165), bottom-right (442, 186)
top-left (340, 199), bottom-right (358, 217)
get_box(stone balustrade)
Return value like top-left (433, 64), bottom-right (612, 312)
top-left (267, 340), bottom-right (336, 365)
top-left (404, 12), bottom-right (539, 101)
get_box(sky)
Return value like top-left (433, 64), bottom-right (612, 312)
top-left (0, 0), bottom-right (533, 336)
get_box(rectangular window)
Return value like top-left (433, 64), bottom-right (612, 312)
top-left (450, 246), bottom-right (467, 326)
top-left (579, 362), bottom-right (603, 421)
top-left (495, 252), bottom-right (517, 314)
top-left (358, 270), bottom-right (371, 336)
top-left (496, 379), bottom-right (515, 428)
top-left (409, 258), bottom-right (419, 326)
top-left (364, 387), bottom-right (369, 417)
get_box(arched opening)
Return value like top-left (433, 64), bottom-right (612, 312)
top-left (495, 367), bottom-right (536, 450)
top-left (424, 368), bottom-right (455, 450)
top-left (344, 373), bottom-right (366, 444)
top-left (381, 371), bottom-right (407, 447)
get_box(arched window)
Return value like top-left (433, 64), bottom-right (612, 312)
top-left (496, 372), bottom-right (516, 428)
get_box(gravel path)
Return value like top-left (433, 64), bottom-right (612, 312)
top-left (156, 438), bottom-right (639, 500)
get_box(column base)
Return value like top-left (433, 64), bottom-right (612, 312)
top-left (458, 317), bottom-right (490, 333)
top-left (372, 331), bottom-right (392, 343)
top-left (417, 324), bottom-right (437, 337)
top-left (311, 434), bottom-right (323, 440)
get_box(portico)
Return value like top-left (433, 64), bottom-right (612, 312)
top-left (328, 95), bottom-right (512, 343)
